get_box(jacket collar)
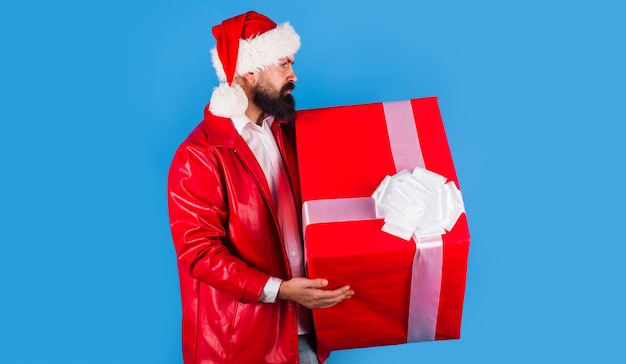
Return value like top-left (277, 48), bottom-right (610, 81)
top-left (202, 104), bottom-right (239, 148)
top-left (203, 104), bottom-right (290, 147)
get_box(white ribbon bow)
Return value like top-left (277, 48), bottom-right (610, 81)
top-left (372, 167), bottom-right (465, 241)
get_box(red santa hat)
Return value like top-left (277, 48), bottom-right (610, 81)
top-left (209, 11), bottom-right (301, 118)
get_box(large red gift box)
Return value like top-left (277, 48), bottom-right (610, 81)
top-left (295, 97), bottom-right (470, 353)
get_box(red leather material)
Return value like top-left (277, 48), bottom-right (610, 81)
top-left (168, 105), bottom-right (305, 363)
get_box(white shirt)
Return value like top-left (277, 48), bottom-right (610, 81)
top-left (231, 114), bottom-right (311, 335)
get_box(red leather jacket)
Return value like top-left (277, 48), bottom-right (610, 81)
top-left (167, 106), bottom-right (312, 363)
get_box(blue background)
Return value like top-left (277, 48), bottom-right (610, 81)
top-left (2, 1), bottom-right (625, 363)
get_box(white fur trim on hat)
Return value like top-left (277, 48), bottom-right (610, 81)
top-left (210, 22), bottom-right (300, 82)
top-left (236, 22), bottom-right (300, 74)
top-left (208, 83), bottom-right (248, 118)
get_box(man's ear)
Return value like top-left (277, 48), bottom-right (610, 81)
top-left (242, 72), bottom-right (256, 84)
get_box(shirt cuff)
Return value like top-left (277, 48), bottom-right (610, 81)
top-left (259, 277), bottom-right (282, 303)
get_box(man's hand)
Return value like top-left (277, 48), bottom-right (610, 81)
top-left (277, 277), bottom-right (354, 309)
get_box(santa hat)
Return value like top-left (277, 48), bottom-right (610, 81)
top-left (209, 11), bottom-right (301, 118)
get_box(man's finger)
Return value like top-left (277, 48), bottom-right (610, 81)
top-left (316, 293), bottom-right (352, 308)
top-left (318, 285), bottom-right (351, 297)
top-left (311, 287), bottom-right (354, 306)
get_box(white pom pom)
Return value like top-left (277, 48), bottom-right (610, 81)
top-left (209, 83), bottom-right (248, 118)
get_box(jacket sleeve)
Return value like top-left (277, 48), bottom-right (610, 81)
top-left (167, 143), bottom-right (270, 303)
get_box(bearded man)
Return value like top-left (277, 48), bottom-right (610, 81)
top-left (167, 11), bottom-right (353, 364)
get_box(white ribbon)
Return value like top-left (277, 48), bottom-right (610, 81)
top-left (371, 166), bottom-right (465, 241)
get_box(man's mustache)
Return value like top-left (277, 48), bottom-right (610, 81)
top-left (281, 82), bottom-right (295, 93)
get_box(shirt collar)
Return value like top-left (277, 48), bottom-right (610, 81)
top-left (231, 114), bottom-right (275, 135)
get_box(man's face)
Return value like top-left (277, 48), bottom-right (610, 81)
top-left (253, 56), bottom-right (298, 122)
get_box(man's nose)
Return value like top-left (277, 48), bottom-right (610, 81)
top-left (287, 68), bottom-right (297, 83)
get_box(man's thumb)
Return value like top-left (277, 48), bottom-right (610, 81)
top-left (313, 278), bottom-right (329, 288)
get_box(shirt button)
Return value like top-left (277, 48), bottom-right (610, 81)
top-left (291, 251), bottom-right (296, 256)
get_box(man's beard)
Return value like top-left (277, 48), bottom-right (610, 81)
top-left (253, 81), bottom-right (296, 123)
